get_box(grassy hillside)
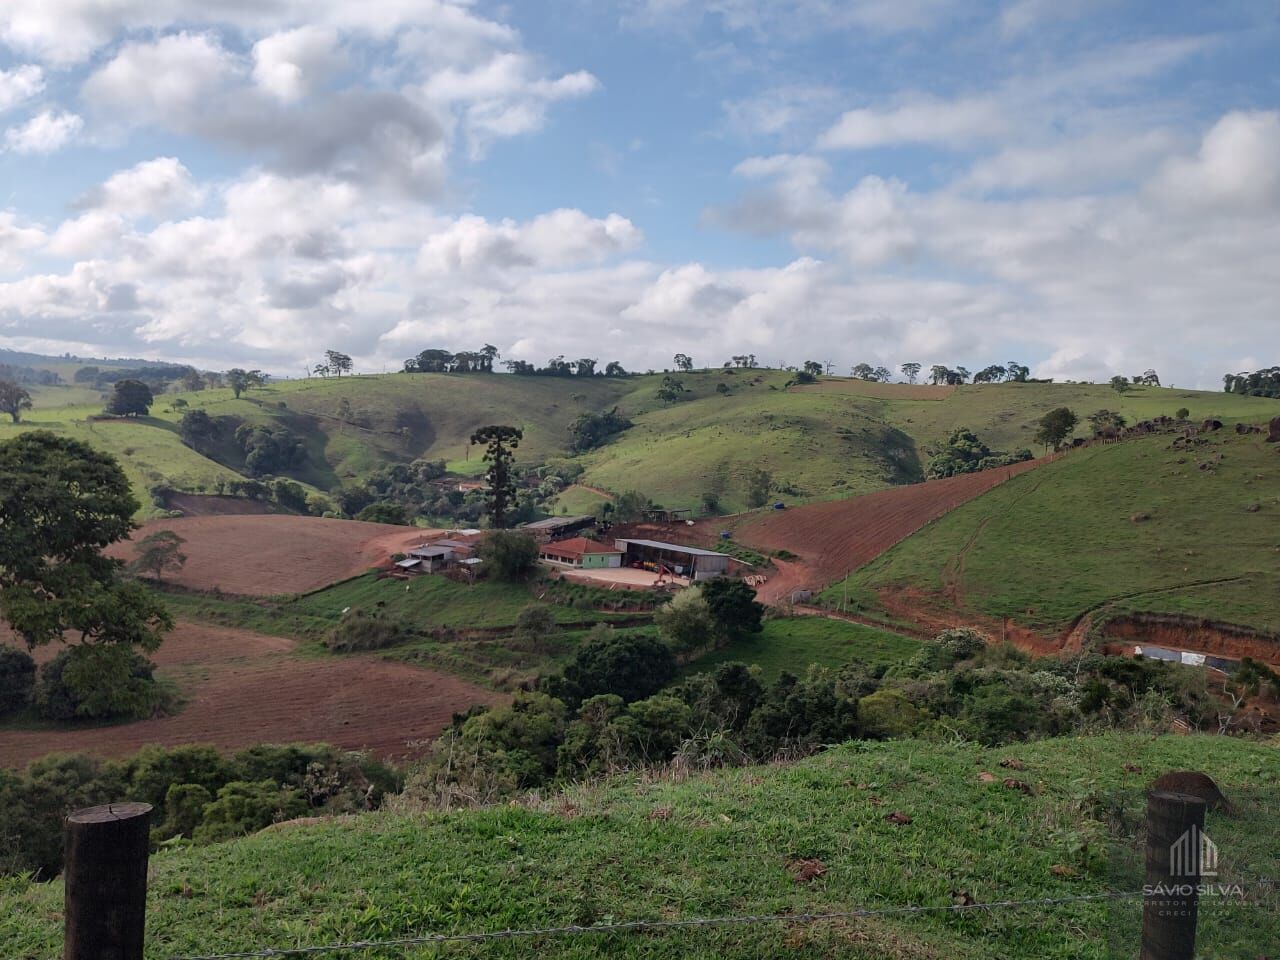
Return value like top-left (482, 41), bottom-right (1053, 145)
top-left (6, 370), bottom-right (1277, 519)
top-left (689, 616), bottom-right (920, 681)
top-left (825, 430), bottom-right (1280, 634)
top-left (4, 734), bottom-right (1275, 959)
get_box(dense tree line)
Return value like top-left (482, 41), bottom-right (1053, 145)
top-left (568, 407), bottom-right (633, 453)
top-left (926, 428), bottom-right (1032, 479)
top-left (0, 363), bottom-right (59, 386)
top-left (0, 743), bottom-right (397, 878)
top-left (1223, 366), bottom-right (1280, 398)
top-left (401, 623), bottom-right (1256, 807)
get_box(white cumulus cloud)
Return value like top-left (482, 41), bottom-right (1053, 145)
top-left (3, 109), bottom-right (82, 153)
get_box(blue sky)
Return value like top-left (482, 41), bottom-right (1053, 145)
top-left (0, 1), bottom-right (1277, 386)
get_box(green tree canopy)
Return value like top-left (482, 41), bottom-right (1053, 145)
top-left (0, 379), bottom-right (33, 423)
top-left (105, 378), bottom-right (153, 417)
top-left (129, 530), bottom-right (188, 582)
top-left (470, 424), bottom-right (523, 527)
top-left (477, 529), bottom-right (539, 581)
top-left (1034, 407), bottom-right (1079, 451)
top-left (0, 432), bottom-right (172, 651)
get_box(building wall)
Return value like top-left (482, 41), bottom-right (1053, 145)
top-left (581, 553), bottom-right (622, 569)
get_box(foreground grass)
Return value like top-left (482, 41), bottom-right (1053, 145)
top-left (4, 734), bottom-right (1276, 959)
top-left (827, 432), bottom-right (1280, 633)
top-left (687, 616), bottom-right (920, 682)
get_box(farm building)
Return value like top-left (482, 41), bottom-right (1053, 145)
top-left (520, 515), bottom-right (597, 543)
top-left (402, 544), bottom-right (456, 573)
top-left (538, 537), bottom-right (624, 569)
top-left (614, 538), bottom-right (731, 581)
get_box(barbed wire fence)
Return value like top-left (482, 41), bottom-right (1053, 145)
top-left (60, 796), bottom-right (1274, 960)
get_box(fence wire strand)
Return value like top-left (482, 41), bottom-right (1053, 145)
top-left (169, 889), bottom-right (1149, 960)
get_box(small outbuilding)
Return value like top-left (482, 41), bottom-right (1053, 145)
top-left (538, 537), bottom-right (624, 569)
top-left (520, 515), bottom-right (598, 543)
top-left (614, 538), bottom-right (731, 581)
top-left (406, 544), bottom-right (456, 573)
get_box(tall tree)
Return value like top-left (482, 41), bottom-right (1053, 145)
top-left (0, 380), bottom-right (33, 423)
top-left (973, 364), bottom-right (1007, 383)
top-left (324, 350), bottom-right (353, 376)
top-left (129, 530), bottom-right (188, 582)
top-left (673, 353), bottom-right (694, 372)
top-left (929, 364), bottom-right (952, 386)
top-left (470, 425), bottom-right (523, 527)
top-left (1034, 407), bottom-right (1078, 451)
top-left (656, 375), bottom-right (686, 404)
top-left (900, 362), bottom-right (921, 384)
top-left (851, 363), bottom-right (875, 380)
top-left (480, 344), bottom-right (500, 372)
top-left (105, 379), bottom-right (153, 417)
top-left (1005, 361), bottom-right (1030, 382)
top-left (226, 368), bottom-right (250, 399)
top-left (1110, 375), bottom-right (1131, 394)
top-left (0, 432), bottom-right (172, 651)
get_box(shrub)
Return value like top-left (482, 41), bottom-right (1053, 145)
top-left (545, 626), bottom-right (677, 707)
top-left (357, 501), bottom-right (408, 525)
top-left (477, 530), bottom-right (539, 581)
top-left (512, 604), bottom-right (558, 652)
top-left (193, 780), bottom-right (309, 843)
top-left (34, 645), bottom-right (162, 721)
top-left (325, 609), bottom-right (414, 652)
top-left (654, 587), bottom-right (716, 657)
top-left (0, 646), bottom-right (36, 716)
top-left (857, 689), bottom-right (925, 739)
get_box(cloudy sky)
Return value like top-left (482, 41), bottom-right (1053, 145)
top-left (0, 1), bottom-right (1276, 385)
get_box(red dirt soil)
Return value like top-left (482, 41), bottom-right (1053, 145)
top-left (732, 459), bottom-right (1045, 602)
top-left (0, 621), bottom-right (501, 769)
top-left (107, 516), bottom-right (441, 596)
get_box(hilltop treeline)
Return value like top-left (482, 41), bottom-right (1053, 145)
top-left (1223, 366), bottom-right (1280, 398)
top-left (401, 346), bottom-right (630, 377)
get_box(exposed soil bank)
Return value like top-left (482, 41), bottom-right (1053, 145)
top-left (1099, 613), bottom-right (1280, 668)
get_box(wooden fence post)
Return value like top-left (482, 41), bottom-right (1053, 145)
top-left (1141, 790), bottom-right (1206, 960)
top-left (64, 802), bottom-right (153, 960)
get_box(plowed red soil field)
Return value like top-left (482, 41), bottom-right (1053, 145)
top-left (735, 459), bottom-right (1045, 602)
top-left (0, 621), bottom-right (500, 768)
top-left (107, 516), bottom-right (439, 596)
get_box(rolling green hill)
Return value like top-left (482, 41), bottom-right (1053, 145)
top-left (4, 367), bottom-right (1277, 519)
top-left (4, 733), bottom-right (1275, 959)
top-left (824, 429), bottom-right (1280, 635)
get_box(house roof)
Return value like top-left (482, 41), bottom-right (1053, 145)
top-left (614, 538), bottom-right (727, 559)
top-left (433, 539), bottom-right (474, 549)
top-left (395, 558), bottom-right (422, 569)
top-left (409, 546), bottom-right (453, 558)
top-left (522, 515), bottom-right (595, 530)
top-left (540, 536), bottom-right (622, 558)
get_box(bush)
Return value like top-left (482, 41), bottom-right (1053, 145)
top-left (477, 530), bottom-right (539, 581)
top-left (325, 609), bottom-right (414, 652)
top-left (34, 645), bottom-right (162, 721)
top-left (857, 689), bottom-right (925, 739)
top-left (193, 780), bottom-right (309, 843)
top-left (545, 626), bottom-right (677, 708)
top-left (357, 501), bottom-right (408, 525)
top-left (512, 604), bottom-right (558, 653)
top-left (654, 587), bottom-right (716, 657)
top-left (0, 646), bottom-right (36, 716)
